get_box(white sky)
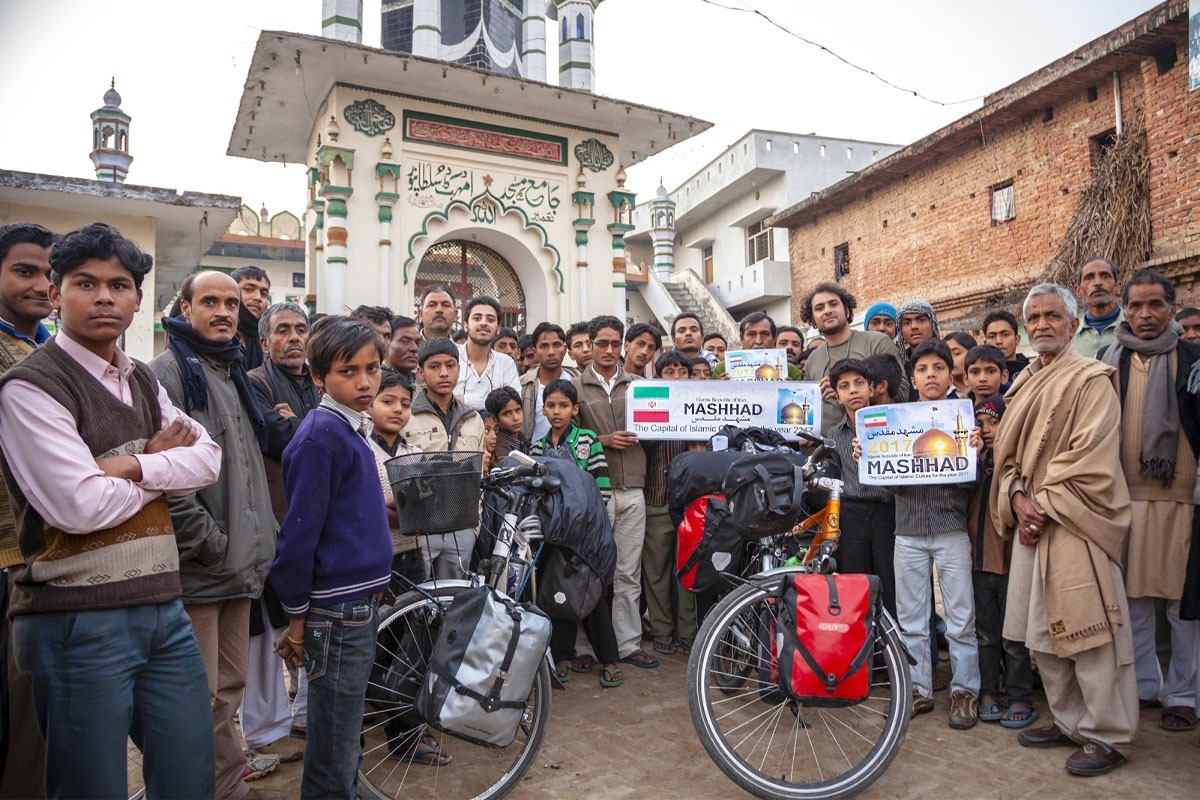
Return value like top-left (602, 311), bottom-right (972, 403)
top-left (0, 0), bottom-right (1160, 220)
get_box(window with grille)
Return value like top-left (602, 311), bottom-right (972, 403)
top-left (747, 221), bottom-right (773, 264)
top-left (834, 242), bottom-right (850, 281)
top-left (991, 181), bottom-right (1015, 225)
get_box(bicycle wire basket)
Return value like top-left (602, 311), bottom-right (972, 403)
top-left (385, 451), bottom-right (483, 536)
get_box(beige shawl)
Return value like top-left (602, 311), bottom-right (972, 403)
top-left (990, 345), bottom-right (1131, 657)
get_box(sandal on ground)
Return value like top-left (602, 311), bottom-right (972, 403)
top-left (1160, 705), bottom-right (1199, 732)
top-left (1000, 704), bottom-right (1039, 729)
top-left (600, 666), bottom-right (623, 688)
top-left (555, 660), bottom-right (572, 683)
top-left (395, 734), bottom-right (453, 766)
top-left (675, 637), bottom-right (693, 655)
top-left (571, 655), bottom-right (595, 673)
top-left (651, 636), bottom-right (677, 655)
top-left (620, 648), bottom-right (660, 669)
top-left (977, 696), bottom-right (1003, 722)
top-left (911, 692), bottom-right (935, 718)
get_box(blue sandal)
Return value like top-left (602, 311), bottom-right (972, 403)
top-left (1000, 705), bottom-right (1039, 729)
top-left (978, 698), bottom-right (1003, 722)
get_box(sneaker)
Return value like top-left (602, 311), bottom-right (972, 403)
top-left (242, 752), bottom-right (281, 782)
top-left (948, 690), bottom-right (979, 729)
top-left (911, 690), bottom-right (935, 718)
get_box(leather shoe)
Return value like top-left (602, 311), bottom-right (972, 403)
top-left (1018, 723), bottom-right (1076, 748)
top-left (1065, 742), bottom-right (1127, 776)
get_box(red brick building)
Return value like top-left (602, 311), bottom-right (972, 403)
top-left (770, 1), bottom-right (1199, 327)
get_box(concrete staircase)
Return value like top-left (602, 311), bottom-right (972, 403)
top-left (663, 282), bottom-right (723, 339)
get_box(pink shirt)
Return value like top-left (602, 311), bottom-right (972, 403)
top-left (0, 333), bottom-right (221, 534)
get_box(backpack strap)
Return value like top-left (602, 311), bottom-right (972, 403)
top-left (428, 603), bottom-right (530, 712)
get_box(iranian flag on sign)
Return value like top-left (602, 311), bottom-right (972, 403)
top-left (862, 409), bottom-right (888, 428)
top-left (631, 384), bottom-right (671, 423)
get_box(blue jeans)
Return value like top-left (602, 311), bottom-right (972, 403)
top-left (12, 599), bottom-right (214, 799)
top-left (302, 598), bottom-right (379, 799)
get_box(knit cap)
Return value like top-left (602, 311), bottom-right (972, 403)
top-left (974, 394), bottom-right (1006, 421)
top-left (862, 302), bottom-right (898, 331)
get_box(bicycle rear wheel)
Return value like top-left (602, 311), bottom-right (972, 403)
top-left (687, 578), bottom-right (910, 800)
top-left (357, 586), bottom-right (551, 800)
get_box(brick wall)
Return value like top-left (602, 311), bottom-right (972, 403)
top-left (787, 35), bottom-right (1200, 326)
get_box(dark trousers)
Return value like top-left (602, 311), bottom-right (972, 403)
top-left (389, 550), bottom-right (428, 597)
top-left (550, 590), bottom-right (619, 664)
top-left (972, 570), bottom-right (1033, 704)
top-left (839, 499), bottom-right (897, 618)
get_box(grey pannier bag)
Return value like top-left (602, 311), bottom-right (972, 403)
top-left (417, 585), bottom-right (551, 747)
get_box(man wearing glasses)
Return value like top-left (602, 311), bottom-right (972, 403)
top-left (455, 295), bottom-right (520, 410)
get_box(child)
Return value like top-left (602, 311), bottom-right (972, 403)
top-left (688, 357), bottom-right (711, 380)
top-left (655, 349), bottom-right (691, 380)
top-left (942, 331), bottom-right (977, 398)
top-left (480, 410), bottom-right (499, 472)
top-left (485, 385), bottom-right (530, 459)
top-left (853, 339), bottom-right (981, 729)
top-left (272, 316), bottom-right (394, 796)
top-left (829, 359), bottom-right (896, 617)
top-left (531, 379), bottom-right (622, 688)
top-left (404, 337), bottom-right (485, 579)
top-left (964, 345), bottom-right (1009, 402)
top-left (368, 370), bottom-right (427, 590)
top-left (864, 353), bottom-right (903, 405)
top-left (968, 395), bottom-right (1035, 729)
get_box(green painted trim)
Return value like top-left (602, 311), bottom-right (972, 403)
top-left (315, 213), bottom-right (324, 229)
top-left (327, 256), bottom-right (348, 264)
top-left (402, 189), bottom-right (563, 292)
top-left (319, 185), bottom-right (354, 198)
top-left (322, 15), bottom-right (362, 29)
top-left (606, 222), bottom-right (634, 233)
top-left (376, 163), bottom-right (401, 180)
top-left (335, 82), bottom-right (614, 138)
top-left (571, 191), bottom-right (595, 205)
top-left (413, 25), bottom-right (442, 33)
top-left (308, 167), bottom-right (321, 185)
top-left (572, 217), bottom-right (595, 227)
top-left (607, 190), bottom-right (636, 209)
top-left (558, 61), bottom-right (593, 73)
top-left (325, 198), bottom-right (348, 217)
top-left (575, 230), bottom-right (589, 246)
top-left (317, 146), bottom-right (356, 170)
top-left (523, 49), bottom-right (546, 56)
top-left (378, 206), bottom-right (393, 223)
top-left (402, 110), bottom-right (568, 166)
top-left (375, 191), bottom-right (400, 202)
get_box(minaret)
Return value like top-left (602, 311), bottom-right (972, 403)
top-left (412, 0), bottom-right (441, 58)
top-left (649, 182), bottom-right (676, 281)
top-left (321, 0), bottom-right (363, 43)
top-left (90, 80), bottom-right (133, 183)
top-left (521, 0), bottom-right (548, 82)
top-left (555, 1), bottom-right (601, 91)
top-left (954, 409), bottom-right (970, 457)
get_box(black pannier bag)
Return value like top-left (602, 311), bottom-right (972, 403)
top-left (722, 450), bottom-right (805, 538)
top-left (537, 546), bottom-right (604, 621)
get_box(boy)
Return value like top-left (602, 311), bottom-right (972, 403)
top-left (404, 338), bottom-right (485, 579)
top-left (531, 379), bottom-right (621, 688)
top-left (854, 339), bottom-right (981, 728)
top-left (480, 411), bottom-right (499, 472)
top-left (968, 395), bottom-right (1035, 729)
top-left (829, 359), bottom-right (896, 617)
top-left (689, 357), bottom-right (711, 380)
top-left (864, 353), bottom-right (903, 405)
top-left (643, 351), bottom-right (695, 656)
top-left (272, 316), bottom-right (394, 797)
top-left (368, 370), bottom-right (426, 590)
top-left (964, 345), bottom-right (1009, 402)
top-left (485, 385), bottom-right (530, 459)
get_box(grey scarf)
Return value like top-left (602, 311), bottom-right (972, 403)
top-left (1101, 320), bottom-right (1180, 485)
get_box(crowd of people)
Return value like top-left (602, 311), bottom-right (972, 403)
top-left (0, 218), bottom-right (1197, 798)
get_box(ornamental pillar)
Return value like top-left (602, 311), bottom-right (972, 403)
top-left (572, 168), bottom-right (595, 320)
top-left (377, 137), bottom-right (400, 309)
top-left (607, 166), bottom-right (635, 323)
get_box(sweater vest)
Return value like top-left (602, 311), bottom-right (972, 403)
top-left (0, 340), bottom-right (181, 615)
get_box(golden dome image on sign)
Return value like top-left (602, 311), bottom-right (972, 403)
top-left (781, 401), bottom-right (805, 424)
top-left (912, 427), bottom-right (957, 458)
top-left (755, 364), bottom-right (779, 380)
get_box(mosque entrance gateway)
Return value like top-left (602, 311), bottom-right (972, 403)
top-left (415, 240), bottom-right (527, 330)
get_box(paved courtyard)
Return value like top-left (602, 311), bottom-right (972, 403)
top-left (175, 647), bottom-right (1200, 799)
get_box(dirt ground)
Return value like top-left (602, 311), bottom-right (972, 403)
top-left (131, 646), bottom-right (1200, 799)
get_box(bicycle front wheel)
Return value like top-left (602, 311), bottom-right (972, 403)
top-left (358, 585), bottom-right (551, 800)
top-left (687, 578), bottom-right (911, 800)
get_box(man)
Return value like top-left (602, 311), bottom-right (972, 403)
top-left (1176, 307), bottom-right (1200, 344)
top-left (623, 323), bottom-right (661, 377)
top-left (567, 321), bottom-right (593, 371)
top-left (518, 334), bottom-right (537, 374)
top-left (895, 299), bottom-right (940, 373)
top-left (577, 315), bottom-right (658, 669)
top-left (776, 326), bottom-right (805, 367)
top-left (983, 309), bottom-right (1030, 380)
top-left (245, 302), bottom-right (321, 759)
top-left (1073, 258), bottom-right (1124, 358)
top-left (456, 296), bottom-right (520, 410)
top-left (1099, 270), bottom-right (1200, 734)
top-left (418, 284), bottom-right (457, 340)
top-left (991, 283), bottom-right (1137, 777)
top-left (152, 271), bottom-right (278, 798)
top-left (384, 315), bottom-right (420, 380)
top-left (800, 282), bottom-right (907, 435)
top-left (863, 302), bottom-right (898, 340)
top-left (0, 223), bottom-right (55, 797)
top-left (0, 223), bottom-right (219, 797)
top-left (671, 312), bottom-right (716, 366)
top-left (231, 266), bottom-right (271, 372)
top-left (492, 327), bottom-right (520, 362)
top-left (520, 321), bottom-right (578, 442)
top-left (710, 313), bottom-right (802, 379)
top-left (349, 304), bottom-right (394, 342)
top-left (702, 332), bottom-right (727, 365)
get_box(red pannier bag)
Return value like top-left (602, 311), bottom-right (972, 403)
top-left (774, 573), bottom-right (881, 707)
top-left (675, 494), bottom-right (743, 595)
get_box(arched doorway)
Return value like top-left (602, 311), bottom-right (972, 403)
top-left (414, 240), bottom-right (527, 330)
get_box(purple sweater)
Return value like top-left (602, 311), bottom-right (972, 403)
top-left (272, 407), bottom-right (392, 617)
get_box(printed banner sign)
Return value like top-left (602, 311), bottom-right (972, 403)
top-left (625, 380), bottom-right (821, 441)
top-left (855, 400), bottom-right (977, 485)
top-left (724, 349), bottom-right (789, 381)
